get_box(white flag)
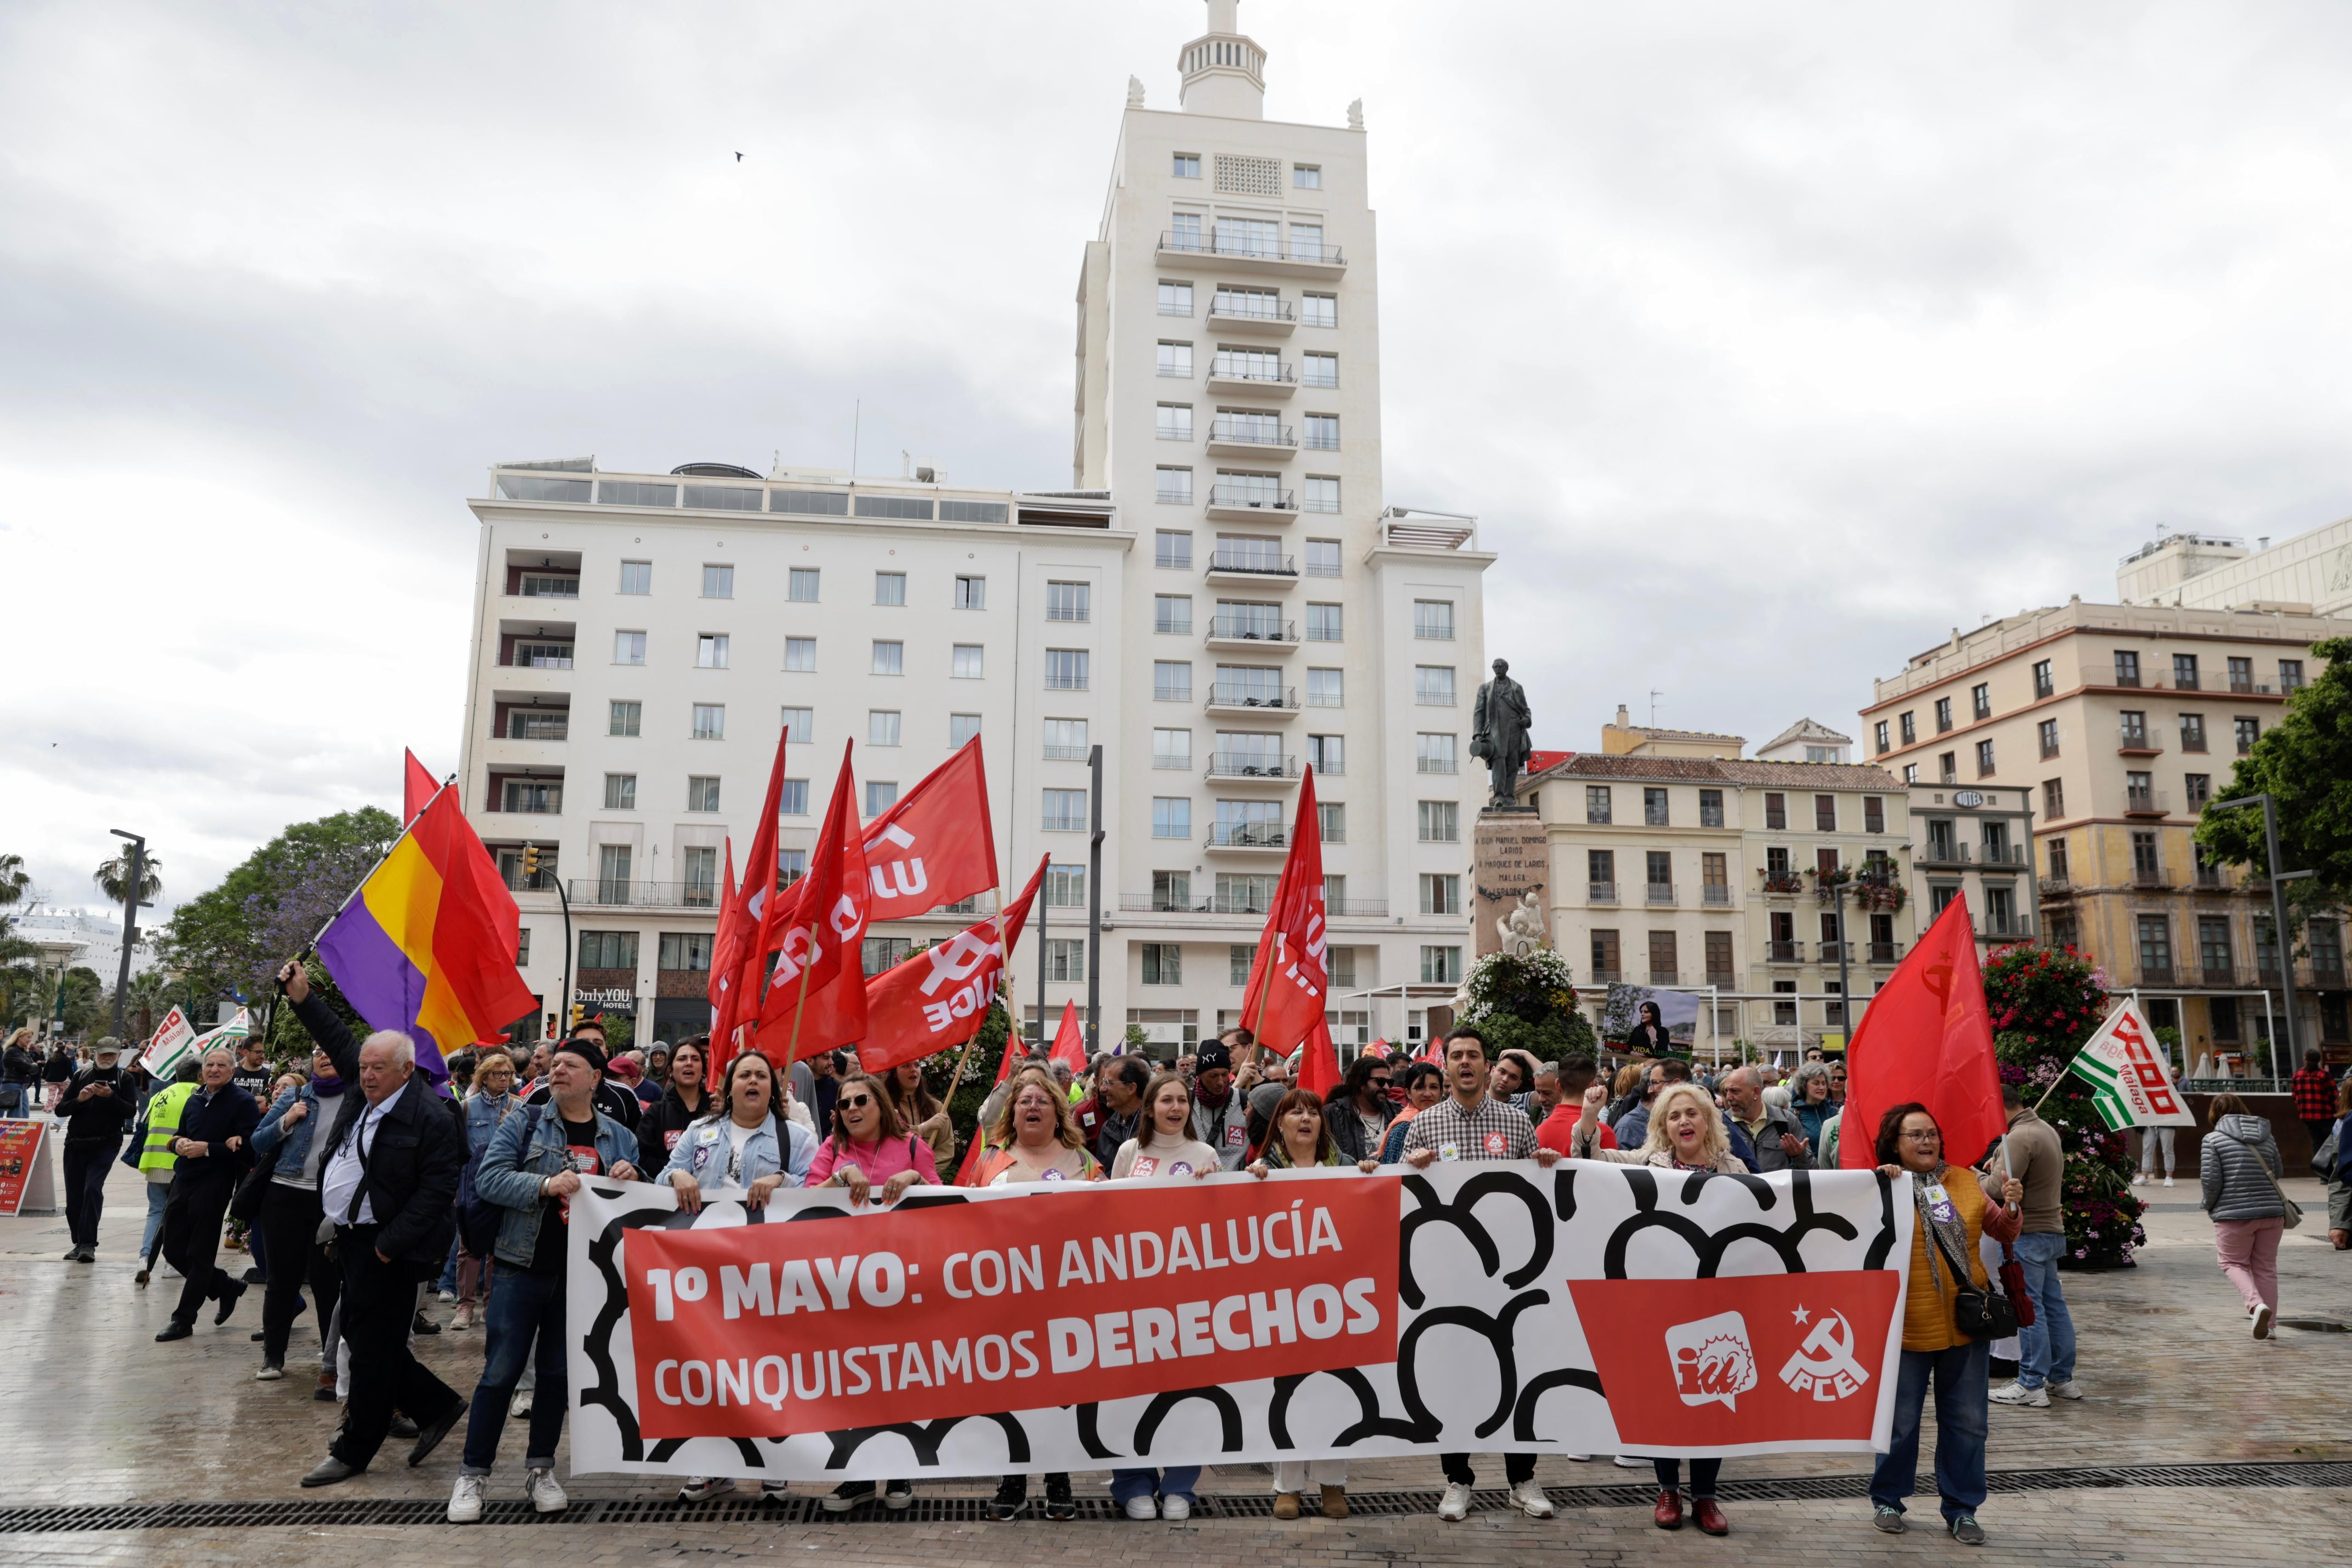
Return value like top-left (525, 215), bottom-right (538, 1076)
top-left (2066, 999), bottom-right (2195, 1130)
top-left (139, 1006), bottom-right (198, 1077)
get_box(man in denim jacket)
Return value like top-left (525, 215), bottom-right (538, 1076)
top-left (446, 1039), bottom-right (639, 1523)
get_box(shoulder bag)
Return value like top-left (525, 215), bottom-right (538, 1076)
top-left (2222, 1130), bottom-right (2303, 1230)
top-left (1924, 1208), bottom-right (2018, 1341)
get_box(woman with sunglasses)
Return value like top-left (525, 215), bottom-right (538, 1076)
top-left (1869, 1103), bottom-right (2023, 1546)
top-left (1376, 1061), bottom-right (1446, 1163)
top-left (884, 1059), bottom-right (956, 1172)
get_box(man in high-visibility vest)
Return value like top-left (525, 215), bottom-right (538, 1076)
top-left (132, 1060), bottom-right (202, 1287)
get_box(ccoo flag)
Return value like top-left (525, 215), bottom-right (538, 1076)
top-left (317, 788), bottom-right (537, 1088)
top-left (2066, 999), bottom-right (2196, 1130)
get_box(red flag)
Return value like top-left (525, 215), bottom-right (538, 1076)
top-left (1298, 1015), bottom-right (1341, 1099)
top-left (753, 742), bottom-right (870, 1069)
top-left (861, 737), bottom-right (998, 922)
top-left (1238, 768), bottom-right (1329, 1053)
top-left (709, 728), bottom-right (797, 1079)
top-left (1838, 893), bottom-right (2005, 1169)
top-left (403, 749), bottom-right (438, 825)
top-left (706, 839), bottom-right (740, 1049)
top-left (1363, 1040), bottom-right (1392, 1060)
top-left (1049, 1000), bottom-right (1088, 1072)
top-left (859, 857), bottom-right (1046, 1074)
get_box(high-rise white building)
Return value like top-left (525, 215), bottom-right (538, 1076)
top-left (454, 2), bottom-right (1492, 1055)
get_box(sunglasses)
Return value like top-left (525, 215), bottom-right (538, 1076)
top-left (837, 1093), bottom-right (876, 1110)
top-left (1368, 1077), bottom-right (1393, 1089)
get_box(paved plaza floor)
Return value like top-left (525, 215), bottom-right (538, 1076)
top-left (1, 1129), bottom-right (2342, 1566)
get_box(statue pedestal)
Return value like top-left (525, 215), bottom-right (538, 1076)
top-left (1472, 809), bottom-right (1549, 959)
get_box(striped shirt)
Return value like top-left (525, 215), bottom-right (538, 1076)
top-left (1402, 1094), bottom-right (1535, 1163)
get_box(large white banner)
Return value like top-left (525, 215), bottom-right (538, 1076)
top-left (565, 1161), bottom-right (1913, 1483)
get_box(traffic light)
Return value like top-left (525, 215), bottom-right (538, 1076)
top-left (569, 1003), bottom-right (586, 1032)
top-left (521, 845), bottom-right (541, 885)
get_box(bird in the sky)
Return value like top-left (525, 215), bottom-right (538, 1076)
top-left (734, 152), bottom-right (744, 161)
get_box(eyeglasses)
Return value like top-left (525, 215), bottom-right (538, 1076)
top-left (1368, 1077), bottom-right (1393, 1090)
top-left (1900, 1129), bottom-right (1941, 1143)
top-left (838, 1093), bottom-right (875, 1111)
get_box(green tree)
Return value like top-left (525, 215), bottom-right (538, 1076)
top-left (2195, 637), bottom-right (2352, 938)
top-left (158, 808), bottom-right (401, 1006)
top-left (1454, 948), bottom-right (1600, 1065)
top-left (0, 853), bottom-right (28, 908)
top-left (94, 852), bottom-right (164, 907)
top-left (112, 969), bottom-right (177, 1041)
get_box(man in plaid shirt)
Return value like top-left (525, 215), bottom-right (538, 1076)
top-left (2292, 1049), bottom-right (2339, 1175)
top-left (1402, 1026), bottom-right (1560, 1522)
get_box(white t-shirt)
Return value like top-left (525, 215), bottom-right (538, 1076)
top-left (722, 1118), bottom-right (758, 1185)
top-left (1112, 1137), bottom-right (1221, 1181)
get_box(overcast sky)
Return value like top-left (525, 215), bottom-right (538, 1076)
top-left (9, 0), bottom-right (2352, 919)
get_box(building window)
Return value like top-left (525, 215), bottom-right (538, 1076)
top-left (951, 644), bottom-right (984, 679)
top-left (1934, 697), bottom-right (1953, 733)
top-left (1301, 352), bottom-right (1337, 388)
top-left (1419, 801), bottom-right (1459, 842)
top-left (620, 560), bottom-right (651, 595)
top-left (788, 567), bottom-right (820, 603)
top-left (1154, 530), bottom-right (1193, 570)
top-left (1153, 728), bottom-right (1192, 769)
top-left (1899, 711), bottom-right (1917, 745)
top-left (1304, 538), bottom-right (1341, 577)
top-left (1647, 850), bottom-right (1674, 902)
top-left (2032, 659), bottom-right (2053, 699)
top-left (1420, 874), bottom-right (1461, 916)
top-left (2281, 658), bottom-right (2307, 692)
top-left (603, 773), bottom-right (636, 810)
top-left (1303, 413), bottom-right (1339, 451)
top-left (1045, 940), bottom-right (1086, 983)
top-left (954, 574), bottom-right (985, 609)
top-left (785, 637), bottom-right (816, 672)
top-left (1416, 733), bottom-right (1458, 774)
top-left (1589, 848), bottom-right (1616, 897)
top-left (1645, 787), bottom-right (1669, 827)
top-left (2184, 772), bottom-right (2211, 808)
top-left (1159, 280), bottom-right (1193, 316)
top-left (1414, 666), bottom-right (1456, 706)
top-left (1041, 790), bottom-right (1087, 833)
top-left (1293, 163), bottom-right (1321, 188)
top-left (611, 630), bottom-right (646, 666)
top-left (1308, 668), bottom-right (1344, 707)
top-left (2132, 829), bottom-right (2161, 878)
top-left (868, 571), bottom-right (905, 607)
top-left (1304, 800), bottom-right (1338, 845)
top-left (1975, 739), bottom-right (1996, 777)
top-left (1699, 788), bottom-right (1724, 828)
top-left (1702, 852), bottom-right (1729, 896)
top-left (2114, 650), bottom-right (2141, 687)
top-left (1045, 649), bottom-right (1090, 690)
top-left (1046, 581), bottom-right (1091, 622)
top-left (1173, 152), bottom-right (1200, 179)
top-left (609, 700), bottom-right (641, 737)
top-left (1764, 792), bottom-right (1787, 830)
top-left (1298, 601), bottom-right (1341, 642)
top-left (1150, 870), bottom-right (1192, 912)
top-left (2035, 718), bottom-right (2058, 759)
top-left (1152, 797), bottom-right (1192, 839)
top-left (1155, 466), bottom-right (1194, 504)
top-left (691, 703), bottom-right (725, 740)
top-left (1421, 946), bottom-right (1463, 985)
top-left (2046, 836), bottom-right (2069, 881)
top-left (871, 641), bottom-right (904, 676)
top-left (695, 565), bottom-right (732, 599)
top-left (1154, 661), bottom-right (1193, 701)
top-left (1587, 785), bottom-right (1612, 825)
top-left (868, 710), bottom-right (901, 747)
top-left (777, 849), bottom-right (807, 887)
top-left (1874, 720), bottom-right (1889, 755)
top-left (1154, 402), bottom-right (1195, 442)
top-left (1041, 863), bottom-right (1086, 908)
top-left (2137, 914), bottom-right (2172, 978)
top-left (1142, 943), bottom-right (1182, 985)
top-left (1590, 930), bottom-right (1621, 982)
top-left (2042, 778), bottom-right (2064, 819)
top-left (578, 931), bottom-right (638, 970)
top-left (1648, 931), bottom-right (1679, 985)
top-left (1303, 476), bottom-right (1340, 513)
top-left (1863, 795), bottom-right (1884, 833)
top-left (696, 634), bottom-right (729, 669)
top-left (1154, 595), bottom-right (1193, 635)
top-left (1938, 751), bottom-right (1957, 784)
top-left (1971, 682), bottom-right (1991, 721)
top-left (1044, 718), bottom-right (1088, 761)
top-left (2180, 713), bottom-right (2207, 752)
top-left (1222, 943), bottom-right (1256, 986)
top-left (687, 774), bottom-right (722, 812)
top-left (1903, 764), bottom-right (1918, 784)
top-left (2235, 716), bottom-right (2260, 754)
top-left (950, 713), bottom-right (982, 749)
top-left (1157, 341), bottom-right (1194, 377)
top-left (865, 780), bottom-right (899, 817)
top-left (1301, 292), bottom-right (1336, 327)
top-left (1409, 598), bottom-right (1458, 641)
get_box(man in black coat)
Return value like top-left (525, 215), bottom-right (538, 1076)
top-left (153, 1044), bottom-right (262, 1339)
top-left (277, 960), bottom-right (469, 1486)
top-left (57, 1037), bottom-right (139, 1263)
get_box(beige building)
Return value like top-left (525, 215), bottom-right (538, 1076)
top-left (1862, 598), bottom-right (2352, 1068)
top-left (2117, 519), bottom-right (2352, 618)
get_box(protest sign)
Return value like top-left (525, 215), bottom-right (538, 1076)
top-left (566, 1161), bottom-right (1912, 1482)
top-left (0, 1120), bottom-right (57, 1217)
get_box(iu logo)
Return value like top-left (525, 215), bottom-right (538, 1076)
top-left (1664, 1311), bottom-right (1758, 1411)
top-left (1777, 1306), bottom-right (1871, 1402)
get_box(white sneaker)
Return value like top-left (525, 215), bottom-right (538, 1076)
top-left (439, 1290), bottom-right (458, 1304)
top-left (2047, 1379), bottom-right (2085, 1401)
top-left (509, 1392), bottom-right (533, 1420)
top-left (254, 1364), bottom-right (284, 1382)
top-left (1509, 1479), bottom-right (1555, 1518)
top-left (1160, 1494), bottom-right (1190, 1522)
top-left (1563, 1454), bottom-right (1591, 1462)
top-left (447, 1473), bottom-right (486, 1524)
top-left (1125, 1495), bottom-right (1159, 1520)
top-left (1437, 1481), bottom-right (1473, 1521)
top-left (526, 1466), bottom-right (566, 1513)
top-left (1990, 1381), bottom-right (2049, 1408)
top-left (1613, 1454), bottom-right (1649, 1467)
top-left (763, 1480), bottom-right (795, 1500)
top-left (2162, 1176), bottom-right (2175, 1187)
top-left (2252, 1303), bottom-right (2275, 1340)
top-left (2131, 1173), bottom-right (2145, 1185)
top-left (678, 1476), bottom-right (734, 1501)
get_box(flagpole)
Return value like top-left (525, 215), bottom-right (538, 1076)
top-left (307, 777), bottom-right (457, 951)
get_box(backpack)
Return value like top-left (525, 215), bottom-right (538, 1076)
top-left (458, 1104), bottom-right (542, 1258)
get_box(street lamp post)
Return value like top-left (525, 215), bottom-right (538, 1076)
top-left (2211, 794), bottom-right (2314, 1077)
top-left (107, 829), bottom-right (147, 1041)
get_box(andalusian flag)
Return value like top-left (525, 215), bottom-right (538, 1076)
top-left (2066, 999), bottom-right (2195, 1131)
top-left (317, 787), bottom-right (534, 1088)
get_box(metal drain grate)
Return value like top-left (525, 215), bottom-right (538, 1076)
top-left (3, 1461), bottom-right (2346, 1534)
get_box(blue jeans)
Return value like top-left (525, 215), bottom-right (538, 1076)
top-left (436, 1235), bottom-right (460, 1296)
top-left (1871, 1339), bottom-right (1988, 1520)
top-left (1109, 1466), bottom-right (1200, 1505)
top-left (2012, 1232), bottom-right (2076, 1388)
top-left (140, 1183), bottom-right (171, 1263)
top-left (461, 1269), bottom-right (567, 1473)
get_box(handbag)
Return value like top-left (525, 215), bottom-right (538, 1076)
top-left (1926, 1213), bottom-right (2018, 1341)
top-left (2222, 1129), bottom-right (2303, 1230)
top-left (228, 1158), bottom-right (274, 1224)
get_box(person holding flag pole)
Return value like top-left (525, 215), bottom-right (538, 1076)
top-left (1237, 769), bottom-right (1342, 1100)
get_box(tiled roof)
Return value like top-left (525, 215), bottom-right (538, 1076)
top-left (1527, 754), bottom-right (1740, 783)
top-left (1713, 759), bottom-right (1906, 792)
top-left (1621, 724), bottom-right (1745, 744)
top-left (1759, 716), bottom-right (1853, 750)
top-left (1519, 753), bottom-right (1907, 793)
top-left (1525, 749), bottom-right (1574, 775)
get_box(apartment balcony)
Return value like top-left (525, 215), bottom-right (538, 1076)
top-left (1206, 358), bottom-right (1298, 399)
top-left (2118, 724), bottom-right (2164, 756)
top-left (1206, 296), bottom-right (1297, 336)
top-left (567, 879), bottom-right (719, 911)
top-left (1702, 884), bottom-right (1733, 906)
top-left (1705, 971), bottom-right (1740, 991)
top-left (501, 712), bottom-right (570, 743)
top-left (1764, 941), bottom-right (1806, 964)
top-left (1759, 872), bottom-right (1806, 895)
top-left (1646, 882), bottom-right (1677, 905)
top-left (1206, 421), bottom-right (1297, 458)
top-left (1588, 881), bottom-right (1618, 904)
top-left (1204, 551), bottom-right (1296, 585)
top-left (2312, 961), bottom-right (2349, 990)
top-left (2038, 876), bottom-right (2075, 901)
top-left (1204, 683), bottom-right (1299, 717)
top-left (1041, 745), bottom-right (1090, 761)
top-left (1648, 969), bottom-right (1679, 986)
top-left (1919, 841), bottom-right (1971, 867)
top-left (1154, 229), bottom-right (1347, 281)
top-left (1205, 484), bottom-right (1299, 521)
top-left (1820, 942), bottom-right (1853, 963)
top-left (1979, 915), bottom-right (2027, 940)
top-left (2193, 866), bottom-right (2230, 892)
top-left (1204, 754), bottom-right (1299, 785)
top-left (1204, 616), bottom-right (1296, 651)
top-left (1205, 823), bottom-right (1289, 853)
top-left (2228, 677), bottom-right (2276, 695)
top-left (2130, 866), bottom-right (2171, 889)
top-left (1866, 942), bottom-right (1905, 964)
top-left (2140, 963), bottom-right (2176, 986)
top-left (2124, 789), bottom-right (2170, 818)
top-left (2199, 964), bottom-right (2245, 989)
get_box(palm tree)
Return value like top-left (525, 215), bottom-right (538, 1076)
top-left (0, 854), bottom-right (27, 908)
top-left (94, 852), bottom-right (163, 907)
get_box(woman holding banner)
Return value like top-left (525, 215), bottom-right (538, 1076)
top-left (1246, 1088), bottom-right (1382, 1519)
top-left (977, 1068), bottom-right (1099, 1520)
top-left (1869, 1103), bottom-right (2023, 1546)
top-left (884, 1060), bottom-right (956, 1172)
top-left (1103, 1071), bottom-right (1216, 1519)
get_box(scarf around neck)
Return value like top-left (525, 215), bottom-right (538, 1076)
top-left (312, 1073), bottom-right (349, 1099)
top-left (1911, 1161), bottom-right (1975, 1288)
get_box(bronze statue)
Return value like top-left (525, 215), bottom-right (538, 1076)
top-left (1471, 657), bottom-right (1533, 808)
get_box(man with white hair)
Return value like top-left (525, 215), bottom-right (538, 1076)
top-left (153, 1043), bottom-right (262, 1340)
top-left (279, 961), bottom-right (469, 1487)
top-left (1718, 1065), bottom-right (1808, 1173)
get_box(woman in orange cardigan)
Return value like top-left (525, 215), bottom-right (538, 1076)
top-left (1868, 1102), bottom-right (2023, 1548)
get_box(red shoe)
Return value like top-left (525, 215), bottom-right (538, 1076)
top-left (1654, 1489), bottom-right (1683, 1529)
top-left (1693, 1497), bottom-right (1729, 1536)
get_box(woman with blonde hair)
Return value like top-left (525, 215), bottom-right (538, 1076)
top-left (1565, 1077), bottom-right (1749, 1534)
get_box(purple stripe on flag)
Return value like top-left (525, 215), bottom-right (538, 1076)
top-left (317, 901), bottom-right (451, 1089)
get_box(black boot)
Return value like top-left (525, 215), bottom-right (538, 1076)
top-left (987, 1474), bottom-right (1028, 1522)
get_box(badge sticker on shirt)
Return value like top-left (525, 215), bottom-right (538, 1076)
top-left (560, 1143), bottom-right (601, 1222)
top-left (1438, 1142), bottom-right (1462, 1162)
top-left (1483, 1131), bottom-right (1507, 1156)
top-left (1132, 1156), bottom-right (1159, 1178)
top-left (1922, 1180), bottom-right (1956, 1225)
top-left (1042, 1168), bottom-right (1067, 1181)
top-left (1170, 1161), bottom-right (1194, 1176)
top-left (1224, 1124), bottom-right (1248, 1149)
